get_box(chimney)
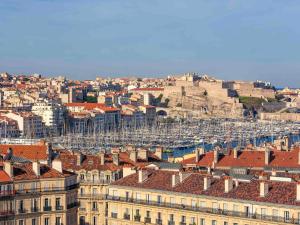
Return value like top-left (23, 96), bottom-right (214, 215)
top-left (138, 149), bottom-right (148, 161)
top-left (3, 161), bottom-right (13, 177)
top-left (213, 149), bottom-right (219, 164)
top-left (203, 176), bottom-right (211, 191)
top-left (32, 161), bottom-right (41, 176)
top-left (233, 148), bottom-right (238, 159)
top-left (138, 170), bottom-right (149, 183)
top-left (224, 176), bottom-right (233, 193)
top-left (52, 159), bottom-right (63, 173)
top-left (296, 182), bottom-right (300, 201)
top-left (130, 150), bottom-right (137, 162)
top-left (155, 147), bottom-right (163, 160)
top-left (99, 152), bottom-right (105, 165)
top-left (172, 174), bottom-right (180, 187)
top-left (265, 149), bottom-right (270, 165)
top-left (112, 153), bottom-right (120, 166)
top-left (260, 181), bottom-right (269, 197)
top-left (76, 152), bottom-right (83, 166)
top-left (179, 172), bottom-right (190, 182)
top-left (195, 148), bottom-right (204, 162)
top-left (6, 148), bottom-right (13, 160)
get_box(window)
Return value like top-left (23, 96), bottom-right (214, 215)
top-left (136, 209), bottom-right (140, 216)
top-left (181, 198), bottom-right (186, 206)
top-left (32, 218), bottom-right (36, 225)
top-left (169, 214), bottom-right (174, 221)
top-left (44, 218), bottom-right (50, 225)
top-left (92, 201), bottom-right (97, 210)
top-left (125, 191), bottom-right (129, 200)
top-left (146, 211), bottom-right (151, 218)
top-left (79, 216), bottom-right (85, 225)
top-left (200, 201), bottom-right (206, 208)
top-left (170, 197), bottom-right (175, 205)
top-left (223, 203), bottom-right (228, 213)
top-left (284, 211), bottom-right (290, 222)
top-left (93, 216), bottom-right (97, 225)
top-left (261, 208), bottom-right (266, 219)
top-left (55, 217), bottom-right (61, 225)
top-left (80, 188), bottom-right (84, 195)
top-left (157, 195), bottom-right (162, 203)
top-left (191, 200), bottom-right (197, 208)
top-left (200, 218), bottom-right (205, 225)
top-left (212, 202), bottom-right (218, 212)
top-left (190, 217), bottom-right (195, 225)
top-left (44, 198), bottom-right (49, 207)
top-left (19, 220), bottom-right (24, 225)
top-left (181, 216), bottom-right (186, 223)
top-left (223, 222), bottom-right (228, 225)
top-left (272, 209), bottom-right (279, 219)
top-left (136, 192), bottom-right (141, 201)
top-left (92, 188), bottom-right (98, 195)
top-left (19, 200), bottom-right (24, 210)
top-left (56, 198), bottom-right (61, 208)
top-left (146, 194), bottom-right (151, 203)
top-left (212, 220), bottom-right (217, 225)
top-left (158, 212), bottom-right (162, 219)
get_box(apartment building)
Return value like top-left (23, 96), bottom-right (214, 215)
top-left (32, 100), bottom-right (65, 135)
top-left (57, 147), bottom-right (163, 225)
top-left (5, 112), bottom-right (44, 138)
top-left (0, 157), bottom-right (79, 225)
top-left (107, 169), bottom-right (300, 225)
top-left (65, 103), bottom-right (121, 131)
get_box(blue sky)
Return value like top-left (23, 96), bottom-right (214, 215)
top-left (0, 0), bottom-right (299, 87)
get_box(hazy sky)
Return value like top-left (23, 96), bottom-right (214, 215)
top-left (0, 0), bottom-right (299, 87)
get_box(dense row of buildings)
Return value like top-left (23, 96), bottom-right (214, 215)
top-left (2, 138), bottom-right (300, 225)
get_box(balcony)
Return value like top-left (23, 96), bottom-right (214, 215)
top-left (56, 205), bottom-right (63, 211)
top-left (18, 208), bottom-right (27, 214)
top-left (168, 221), bottom-right (175, 225)
top-left (0, 211), bottom-right (14, 222)
top-left (106, 195), bottom-right (300, 225)
top-left (156, 219), bottom-right (162, 225)
top-left (79, 207), bottom-right (86, 211)
top-left (123, 213), bottom-right (130, 220)
top-left (16, 183), bottom-right (79, 195)
top-left (134, 215), bottom-right (141, 222)
top-left (67, 202), bottom-right (80, 209)
top-left (144, 217), bottom-right (151, 223)
top-left (92, 208), bottom-right (98, 212)
top-left (43, 206), bottom-right (52, 211)
top-left (111, 212), bottom-right (118, 218)
top-left (31, 207), bottom-right (39, 213)
top-left (180, 222), bottom-right (186, 225)
top-left (0, 190), bottom-right (15, 199)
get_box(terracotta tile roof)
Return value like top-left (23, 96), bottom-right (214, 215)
top-left (112, 170), bottom-right (300, 206)
top-left (0, 170), bottom-right (12, 182)
top-left (59, 150), bottom-right (161, 172)
top-left (12, 162), bottom-right (74, 180)
top-left (0, 144), bottom-right (48, 161)
top-left (65, 103), bottom-right (119, 112)
top-left (182, 148), bottom-right (300, 169)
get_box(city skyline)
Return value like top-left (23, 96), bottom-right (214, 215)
top-left (1, 0), bottom-right (300, 86)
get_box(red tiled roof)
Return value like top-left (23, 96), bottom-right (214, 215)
top-left (12, 162), bottom-right (74, 180)
top-left (182, 148), bottom-right (300, 169)
top-left (0, 144), bottom-right (48, 161)
top-left (65, 103), bottom-right (119, 112)
top-left (59, 150), bottom-right (161, 172)
top-left (0, 170), bottom-right (12, 182)
top-left (112, 170), bottom-right (300, 206)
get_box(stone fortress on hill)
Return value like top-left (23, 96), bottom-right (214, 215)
top-left (159, 73), bottom-right (275, 118)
